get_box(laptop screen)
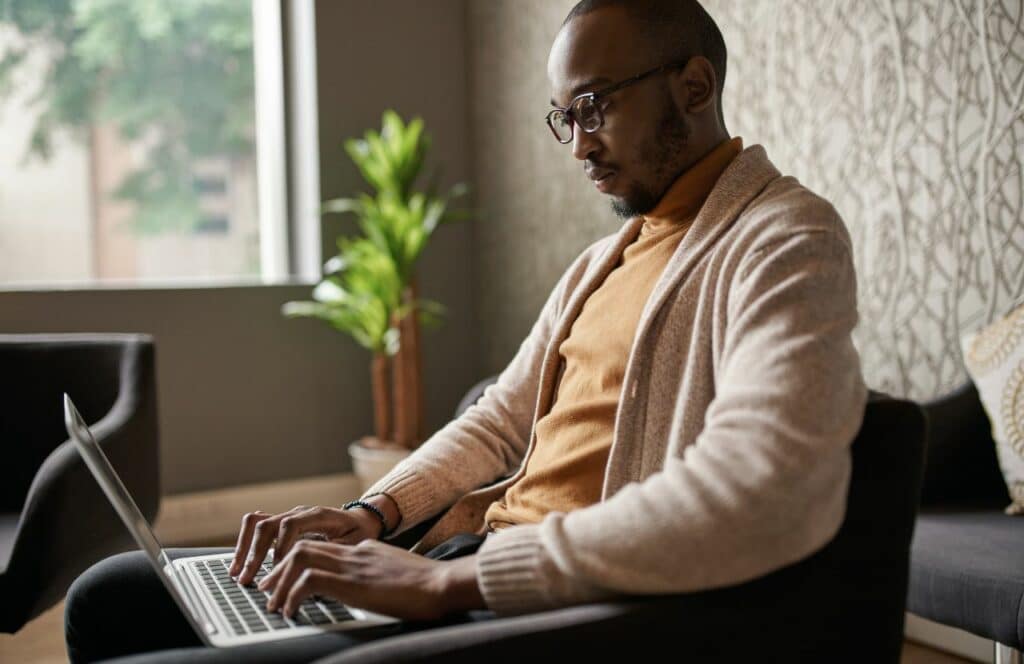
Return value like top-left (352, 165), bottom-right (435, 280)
top-left (63, 395), bottom-right (172, 571)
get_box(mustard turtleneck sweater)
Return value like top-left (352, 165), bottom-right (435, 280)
top-left (484, 137), bottom-right (744, 530)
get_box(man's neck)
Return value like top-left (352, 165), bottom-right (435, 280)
top-left (676, 130), bottom-right (732, 179)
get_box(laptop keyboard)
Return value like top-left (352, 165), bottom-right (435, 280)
top-left (192, 558), bottom-right (354, 636)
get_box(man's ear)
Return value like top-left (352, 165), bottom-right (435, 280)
top-left (671, 56), bottom-right (717, 115)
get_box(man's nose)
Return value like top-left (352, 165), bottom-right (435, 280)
top-left (571, 127), bottom-right (600, 161)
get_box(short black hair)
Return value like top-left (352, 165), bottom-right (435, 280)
top-left (563, 0), bottom-right (728, 125)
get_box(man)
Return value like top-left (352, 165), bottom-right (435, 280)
top-left (65, 1), bottom-right (866, 661)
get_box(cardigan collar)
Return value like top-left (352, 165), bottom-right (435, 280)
top-left (555, 144), bottom-right (784, 358)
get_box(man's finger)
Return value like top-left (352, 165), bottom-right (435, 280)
top-left (238, 513), bottom-right (286, 585)
top-left (274, 507), bottom-right (345, 564)
top-left (282, 567), bottom-right (339, 618)
top-left (229, 511), bottom-right (270, 576)
top-left (262, 538), bottom-right (329, 592)
top-left (264, 541), bottom-right (340, 612)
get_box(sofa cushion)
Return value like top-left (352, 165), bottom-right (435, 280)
top-left (909, 510), bottom-right (1024, 647)
top-left (961, 301), bottom-right (1024, 514)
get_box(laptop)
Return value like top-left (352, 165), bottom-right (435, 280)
top-left (63, 394), bottom-right (400, 647)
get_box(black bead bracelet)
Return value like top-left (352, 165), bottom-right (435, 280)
top-left (342, 499), bottom-right (393, 538)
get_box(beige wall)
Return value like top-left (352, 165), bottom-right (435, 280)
top-left (0, 285), bottom-right (371, 493)
top-left (467, 0), bottom-right (604, 375)
top-left (466, 0), bottom-right (1024, 400)
top-left (0, 0), bottom-right (478, 495)
top-left (316, 0), bottom-right (475, 266)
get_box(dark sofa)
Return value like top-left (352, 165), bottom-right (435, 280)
top-left (909, 381), bottom-right (1024, 661)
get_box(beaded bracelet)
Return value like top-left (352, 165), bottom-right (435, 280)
top-left (342, 499), bottom-right (393, 538)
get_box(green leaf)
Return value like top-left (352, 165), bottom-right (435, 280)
top-left (313, 279), bottom-right (347, 303)
top-left (300, 110), bottom-right (473, 347)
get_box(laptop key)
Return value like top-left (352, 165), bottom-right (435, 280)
top-left (243, 613), bottom-right (265, 626)
top-left (307, 608), bottom-right (333, 625)
top-left (320, 601), bottom-right (353, 621)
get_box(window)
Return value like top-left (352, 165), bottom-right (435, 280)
top-left (0, 0), bottom-right (308, 288)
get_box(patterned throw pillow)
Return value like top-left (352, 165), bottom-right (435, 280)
top-left (961, 301), bottom-right (1024, 514)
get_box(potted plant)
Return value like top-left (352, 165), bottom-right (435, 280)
top-left (283, 111), bottom-right (467, 489)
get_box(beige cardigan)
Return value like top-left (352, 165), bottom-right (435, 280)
top-left (364, 145), bottom-right (868, 616)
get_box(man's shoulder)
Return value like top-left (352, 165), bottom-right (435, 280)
top-left (730, 174), bottom-right (852, 256)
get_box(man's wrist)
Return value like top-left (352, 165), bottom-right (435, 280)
top-left (362, 493), bottom-right (402, 536)
top-left (436, 555), bottom-right (486, 613)
top-left (342, 500), bottom-right (391, 538)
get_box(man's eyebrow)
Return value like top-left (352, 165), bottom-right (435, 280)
top-left (550, 77), bottom-right (613, 107)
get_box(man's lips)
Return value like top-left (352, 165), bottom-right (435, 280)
top-left (587, 167), bottom-right (616, 192)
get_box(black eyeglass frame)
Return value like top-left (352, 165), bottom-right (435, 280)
top-left (545, 58), bottom-right (691, 144)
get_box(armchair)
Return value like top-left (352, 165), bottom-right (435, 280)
top-left (317, 382), bottom-right (926, 663)
top-left (0, 333), bottom-right (160, 633)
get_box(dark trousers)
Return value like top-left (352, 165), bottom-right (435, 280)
top-left (65, 535), bottom-right (487, 664)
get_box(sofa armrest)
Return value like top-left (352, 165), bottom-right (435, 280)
top-left (315, 600), bottom-right (693, 664)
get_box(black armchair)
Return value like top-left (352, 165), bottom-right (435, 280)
top-left (0, 334), bottom-right (160, 633)
top-left (909, 382), bottom-right (1024, 661)
top-left (317, 384), bottom-right (926, 663)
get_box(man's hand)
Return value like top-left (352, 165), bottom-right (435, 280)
top-left (258, 539), bottom-right (486, 621)
top-left (229, 505), bottom-right (382, 585)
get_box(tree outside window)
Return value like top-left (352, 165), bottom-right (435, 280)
top-left (0, 0), bottom-right (260, 285)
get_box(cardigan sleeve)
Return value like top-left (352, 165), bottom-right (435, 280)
top-left (363, 245), bottom-right (602, 536)
top-left (475, 226), bottom-right (868, 615)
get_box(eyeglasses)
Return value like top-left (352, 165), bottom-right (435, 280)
top-left (545, 59), bottom-right (690, 144)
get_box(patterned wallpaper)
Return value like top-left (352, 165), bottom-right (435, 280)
top-left (468, 0), bottom-right (1024, 400)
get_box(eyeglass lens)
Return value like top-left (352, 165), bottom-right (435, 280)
top-left (573, 97), bottom-right (602, 132)
top-left (550, 111), bottom-right (573, 142)
top-left (550, 96), bottom-right (603, 143)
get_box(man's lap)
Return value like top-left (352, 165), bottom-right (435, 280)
top-left (65, 539), bottom-right (488, 664)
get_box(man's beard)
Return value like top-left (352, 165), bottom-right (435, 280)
top-left (610, 98), bottom-right (690, 220)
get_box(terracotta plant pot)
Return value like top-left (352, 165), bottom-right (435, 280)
top-left (348, 437), bottom-right (411, 493)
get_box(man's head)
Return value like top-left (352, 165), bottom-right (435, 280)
top-left (548, 0), bottom-right (729, 219)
